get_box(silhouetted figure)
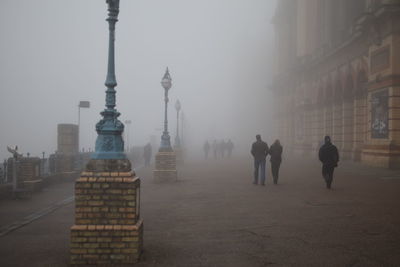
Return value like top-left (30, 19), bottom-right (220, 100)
top-left (220, 140), bottom-right (226, 158)
top-left (203, 141), bottom-right (210, 159)
top-left (227, 139), bottom-right (234, 158)
top-left (251, 135), bottom-right (269, 185)
top-left (269, 139), bottom-right (283, 184)
top-left (212, 140), bottom-right (218, 159)
top-left (143, 143), bottom-right (152, 167)
top-left (318, 136), bottom-right (339, 189)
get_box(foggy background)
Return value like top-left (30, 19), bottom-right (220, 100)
top-left (0, 0), bottom-right (276, 160)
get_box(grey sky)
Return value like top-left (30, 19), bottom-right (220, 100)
top-left (0, 0), bottom-right (276, 159)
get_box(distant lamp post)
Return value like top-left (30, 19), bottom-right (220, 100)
top-left (180, 111), bottom-right (185, 146)
top-left (78, 101), bottom-right (90, 152)
top-left (159, 68), bottom-right (173, 152)
top-left (124, 120), bottom-right (132, 152)
top-left (174, 100), bottom-right (181, 148)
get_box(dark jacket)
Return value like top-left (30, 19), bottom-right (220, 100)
top-left (269, 143), bottom-right (282, 163)
top-left (318, 142), bottom-right (339, 167)
top-left (251, 140), bottom-right (269, 161)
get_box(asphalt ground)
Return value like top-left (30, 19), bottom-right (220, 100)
top-left (0, 155), bottom-right (399, 267)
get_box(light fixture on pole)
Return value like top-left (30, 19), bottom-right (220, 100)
top-left (159, 68), bottom-right (173, 152)
top-left (91, 0), bottom-right (125, 160)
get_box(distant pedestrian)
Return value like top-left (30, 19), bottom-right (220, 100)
top-left (227, 139), bottom-right (234, 158)
top-left (318, 136), bottom-right (339, 189)
top-left (212, 140), bottom-right (218, 159)
top-left (220, 140), bottom-right (226, 158)
top-left (269, 139), bottom-right (283, 184)
top-left (203, 141), bottom-right (210, 159)
top-left (251, 134), bottom-right (269, 185)
top-left (143, 143), bottom-right (152, 167)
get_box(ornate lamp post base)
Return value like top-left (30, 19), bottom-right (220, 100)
top-left (153, 151), bottom-right (177, 182)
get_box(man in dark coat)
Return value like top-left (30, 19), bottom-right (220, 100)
top-left (251, 135), bottom-right (269, 185)
top-left (318, 136), bottom-right (339, 189)
top-left (269, 139), bottom-right (283, 185)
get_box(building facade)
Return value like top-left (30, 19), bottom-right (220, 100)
top-left (271, 0), bottom-right (400, 168)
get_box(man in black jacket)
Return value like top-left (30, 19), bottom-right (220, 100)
top-left (251, 135), bottom-right (269, 185)
top-left (318, 136), bottom-right (339, 189)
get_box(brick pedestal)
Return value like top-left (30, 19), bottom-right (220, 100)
top-left (153, 152), bottom-right (177, 182)
top-left (174, 148), bottom-right (184, 165)
top-left (70, 159), bottom-right (143, 265)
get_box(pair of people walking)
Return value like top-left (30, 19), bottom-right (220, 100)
top-left (251, 135), bottom-right (282, 185)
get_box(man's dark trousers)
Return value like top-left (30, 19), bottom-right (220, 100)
top-left (322, 165), bottom-right (335, 188)
top-left (254, 159), bottom-right (266, 185)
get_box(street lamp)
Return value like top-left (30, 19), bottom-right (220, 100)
top-left (159, 68), bottom-right (173, 152)
top-left (91, 0), bottom-right (125, 160)
top-left (174, 100), bottom-right (181, 148)
top-left (124, 120), bottom-right (132, 152)
top-left (180, 111), bottom-right (185, 146)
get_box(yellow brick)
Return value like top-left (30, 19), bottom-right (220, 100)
top-left (122, 237), bottom-right (138, 242)
top-left (122, 248), bottom-right (138, 254)
top-left (70, 248), bottom-right (87, 254)
top-left (83, 243), bottom-right (99, 249)
top-left (110, 243), bottom-right (126, 248)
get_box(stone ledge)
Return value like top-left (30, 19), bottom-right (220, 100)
top-left (71, 220), bottom-right (143, 231)
top-left (77, 176), bottom-right (138, 183)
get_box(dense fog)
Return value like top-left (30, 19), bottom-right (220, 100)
top-left (0, 0), bottom-right (276, 160)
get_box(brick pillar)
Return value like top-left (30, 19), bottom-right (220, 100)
top-left (310, 107), bottom-right (319, 155)
top-left (70, 159), bottom-right (143, 265)
top-left (303, 106), bottom-right (313, 156)
top-left (352, 95), bottom-right (367, 161)
top-left (153, 151), bottom-right (177, 182)
top-left (324, 104), bottom-right (333, 137)
top-left (342, 99), bottom-right (354, 159)
top-left (174, 148), bottom-right (184, 165)
top-left (316, 105), bottom-right (324, 151)
top-left (332, 102), bottom-right (343, 150)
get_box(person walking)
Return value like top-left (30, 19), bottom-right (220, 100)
top-left (143, 143), bottom-right (152, 167)
top-left (212, 140), bottom-right (218, 159)
top-left (227, 139), bottom-right (234, 158)
top-left (251, 134), bottom-right (269, 185)
top-left (269, 139), bottom-right (283, 184)
top-left (220, 140), bottom-right (226, 158)
top-left (318, 136), bottom-right (339, 189)
top-left (203, 141), bottom-right (210, 159)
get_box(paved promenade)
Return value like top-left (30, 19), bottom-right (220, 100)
top-left (0, 155), bottom-right (400, 266)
